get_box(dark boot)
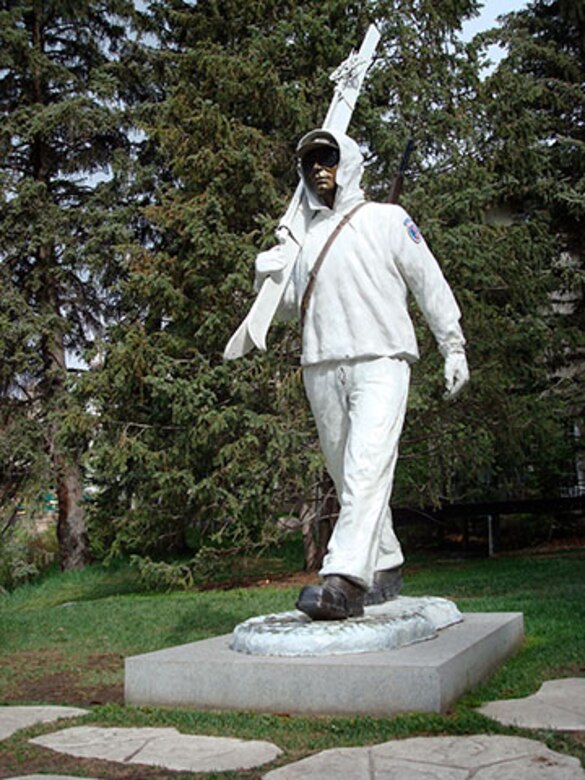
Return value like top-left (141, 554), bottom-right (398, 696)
top-left (296, 574), bottom-right (365, 621)
top-left (364, 566), bottom-right (403, 606)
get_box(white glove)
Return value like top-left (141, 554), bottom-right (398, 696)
top-left (444, 351), bottom-right (469, 399)
top-left (254, 245), bottom-right (288, 290)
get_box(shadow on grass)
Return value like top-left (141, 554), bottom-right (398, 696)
top-left (2, 560), bottom-right (153, 609)
top-left (163, 601), bottom-right (243, 646)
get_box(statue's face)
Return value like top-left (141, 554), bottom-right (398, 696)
top-left (301, 145), bottom-right (339, 208)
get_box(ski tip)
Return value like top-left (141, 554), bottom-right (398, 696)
top-left (365, 22), bottom-right (381, 41)
top-left (250, 335), bottom-right (267, 353)
top-left (222, 347), bottom-right (239, 361)
top-left (223, 325), bottom-right (254, 361)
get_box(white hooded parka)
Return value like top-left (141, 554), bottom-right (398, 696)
top-left (280, 129), bottom-right (466, 366)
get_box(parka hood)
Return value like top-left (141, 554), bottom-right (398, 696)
top-left (297, 128), bottom-right (365, 213)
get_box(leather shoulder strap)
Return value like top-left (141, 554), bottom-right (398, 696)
top-left (300, 201), bottom-right (367, 330)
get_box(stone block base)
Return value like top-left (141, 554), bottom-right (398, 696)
top-left (125, 612), bottom-right (523, 717)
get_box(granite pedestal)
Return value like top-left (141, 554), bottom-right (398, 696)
top-left (125, 611), bottom-right (524, 716)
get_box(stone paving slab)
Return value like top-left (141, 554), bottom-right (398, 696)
top-left (30, 725), bottom-right (283, 773)
top-left (7, 775), bottom-right (103, 779)
top-left (0, 706), bottom-right (89, 741)
top-left (263, 734), bottom-right (585, 779)
top-left (537, 678), bottom-right (585, 715)
top-left (479, 677), bottom-right (585, 730)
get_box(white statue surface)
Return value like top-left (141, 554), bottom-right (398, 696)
top-left (225, 28), bottom-right (469, 622)
top-left (231, 596), bottom-right (463, 657)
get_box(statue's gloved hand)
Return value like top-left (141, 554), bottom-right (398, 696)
top-left (254, 245), bottom-right (288, 290)
top-left (443, 350), bottom-right (469, 399)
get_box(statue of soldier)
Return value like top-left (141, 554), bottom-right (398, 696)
top-left (255, 128), bottom-right (470, 621)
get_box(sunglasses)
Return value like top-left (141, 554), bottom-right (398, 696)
top-left (301, 146), bottom-right (340, 172)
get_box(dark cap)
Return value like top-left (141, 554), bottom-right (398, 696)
top-left (296, 130), bottom-right (338, 160)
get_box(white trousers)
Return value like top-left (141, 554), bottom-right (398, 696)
top-left (303, 357), bottom-right (410, 589)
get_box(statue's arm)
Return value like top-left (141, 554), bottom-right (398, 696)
top-left (392, 206), bottom-right (469, 398)
top-left (254, 245), bottom-right (297, 321)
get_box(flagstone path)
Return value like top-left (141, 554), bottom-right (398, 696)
top-left (479, 677), bottom-right (585, 730)
top-left (0, 677), bottom-right (583, 778)
top-left (29, 725), bottom-right (283, 773)
top-left (262, 734), bottom-right (585, 779)
top-left (0, 706), bottom-right (89, 741)
top-left (8, 776), bottom-right (101, 780)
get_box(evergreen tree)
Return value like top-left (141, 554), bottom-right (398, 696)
top-left (0, 0), bottom-right (142, 569)
top-left (387, 0), bottom-right (584, 507)
top-left (460, 0), bottom-right (584, 500)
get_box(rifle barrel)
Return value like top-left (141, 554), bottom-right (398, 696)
top-left (399, 138), bottom-right (415, 176)
top-left (388, 138), bottom-right (415, 204)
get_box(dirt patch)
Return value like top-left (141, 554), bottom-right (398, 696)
top-left (0, 650), bottom-right (124, 707)
top-left (0, 647), bottom-right (67, 671)
top-left (514, 536), bottom-right (585, 555)
top-left (11, 672), bottom-right (123, 707)
top-left (568, 731), bottom-right (585, 747)
top-left (248, 571), bottom-right (319, 589)
top-left (86, 651), bottom-right (125, 672)
top-left (198, 569), bottom-right (318, 592)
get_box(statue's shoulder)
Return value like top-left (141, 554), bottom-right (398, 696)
top-left (363, 200), bottom-right (407, 222)
top-left (366, 199), bottom-right (404, 211)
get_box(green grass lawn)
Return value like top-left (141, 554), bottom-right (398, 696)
top-left (0, 547), bottom-right (583, 778)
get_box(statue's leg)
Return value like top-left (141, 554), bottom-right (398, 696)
top-left (317, 357), bottom-right (410, 590)
top-left (302, 360), bottom-right (349, 497)
top-left (362, 506), bottom-right (405, 605)
top-left (298, 362), bottom-right (358, 619)
top-left (298, 357), bottom-right (409, 619)
top-left (376, 506), bottom-right (404, 571)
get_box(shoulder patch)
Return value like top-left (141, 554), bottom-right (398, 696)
top-left (403, 216), bottom-right (422, 244)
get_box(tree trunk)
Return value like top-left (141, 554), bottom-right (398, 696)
top-left (28, 6), bottom-right (90, 571)
top-left (316, 475), bottom-right (338, 568)
top-left (45, 337), bottom-right (91, 571)
top-left (300, 502), bottom-right (319, 571)
top-left (301, 473), bottom-right (338, 572)
top-left (55, 455), bottom-right (90, 570)
top-left (41, 289), bottom-right (91, 571)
